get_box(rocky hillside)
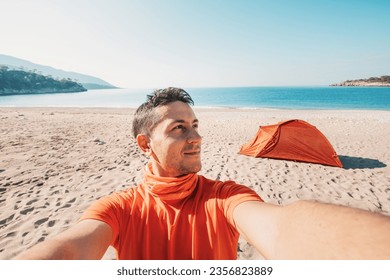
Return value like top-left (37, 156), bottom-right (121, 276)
top-left (0, 54), bottom-right (117, 90)
top-left (0, 66), bottom-right (87, 95)
top-left (331, 75), bottom-right (390, 87)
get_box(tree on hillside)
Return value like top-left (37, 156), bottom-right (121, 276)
top-left (0, 66), bottom-right (87, 95)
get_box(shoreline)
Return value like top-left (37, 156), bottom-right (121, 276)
top-left (1, 86), bottom-right (390, 111)
top-left (1, 107), bottom-right (390, 259)
top-left (1, 105), bottom-right (390, 112)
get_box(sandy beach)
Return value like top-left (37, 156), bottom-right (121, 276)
top-left (1, 107), bottom-right (390, 260)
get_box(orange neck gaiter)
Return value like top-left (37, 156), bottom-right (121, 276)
top-left (142, 163), bottom-right (198, 201)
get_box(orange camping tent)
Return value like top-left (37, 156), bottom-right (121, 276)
top-left (239, 119), bottom-right (343, 167)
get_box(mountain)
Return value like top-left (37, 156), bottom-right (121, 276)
top-left (0, 67), bottom-right (87, 95)
top-left (0, 54), bottom-right (117, 90)
top-left (330, 75), bottom-right (390, 87)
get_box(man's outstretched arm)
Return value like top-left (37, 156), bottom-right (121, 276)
top-left (13, 219), bottom-right (112, 260)
top-left (233, 200), bottom-right (390, 259)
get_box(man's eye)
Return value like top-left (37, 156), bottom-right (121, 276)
top-left (174, 125), bottom-right (185, 130)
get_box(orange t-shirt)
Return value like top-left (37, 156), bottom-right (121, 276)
top-left (80, 164), bottom-right (262, 259)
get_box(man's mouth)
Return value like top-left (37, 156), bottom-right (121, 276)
top-left (183, 149), bottom-right (201, 156)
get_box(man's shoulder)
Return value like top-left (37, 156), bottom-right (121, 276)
top-left (195, 175), bottom-right (262, 204)
top-left (196, 175), bottom-right (250, 192)
top-left (98, 185), bottom-right (140, 204)
top-left (197, 174), bottom-right (241, 185)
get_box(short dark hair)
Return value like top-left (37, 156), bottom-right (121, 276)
top-left (132, 87), bottom-right (194, 138)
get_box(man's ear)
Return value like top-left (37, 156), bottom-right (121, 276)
top-left (136, 134), bottom-right (152, 155)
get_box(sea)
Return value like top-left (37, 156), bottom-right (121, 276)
top-left (0, 87), bottom-right (389, 110)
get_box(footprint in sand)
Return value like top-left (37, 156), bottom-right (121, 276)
top-left (20, 207), bottom-right (34, 215)
top-left (0, 214), bottom-right (15, 226)
top-left (34, 217), bottom-right (49, 228)
top-left (38, 236), bottom-right (46, 242)
top-left (6, 231), bottom-right (17, 238)
top-left (48, 220), bottom-right (56, 227)
top-left (26, 199), bottom-right (38, 206)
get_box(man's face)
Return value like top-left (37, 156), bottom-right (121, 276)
top-left (146, 101), bottom-right (202, 177)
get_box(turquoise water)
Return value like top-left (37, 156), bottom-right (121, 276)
top-left (0, 87), bottom-right (389, 110)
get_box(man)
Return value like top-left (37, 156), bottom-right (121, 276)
top-left (14, 87), bottom-right (390, 260)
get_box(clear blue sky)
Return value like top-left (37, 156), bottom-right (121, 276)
top-left (1, 0), bottom-right (389, 88)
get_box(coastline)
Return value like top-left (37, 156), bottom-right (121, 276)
top-left (1, 107), bottom-right (390, 259)
top-left (1, 86), bottom-right (390, 110)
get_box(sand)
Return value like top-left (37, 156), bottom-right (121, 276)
top-left (1, 107), bottom-right (390, 260)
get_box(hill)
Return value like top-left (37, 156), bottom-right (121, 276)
top-left (0, 54), bottom-right (117, 90)
top-left (0, 66), bottom-right (87, 95)
top-left (331, 75), bottom-right (390, 87)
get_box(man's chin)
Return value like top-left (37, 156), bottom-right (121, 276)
top-left (181, 163), bottom-right (202, 175)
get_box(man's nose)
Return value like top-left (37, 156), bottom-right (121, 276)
top-left (187, 129), bottom-right (202, 143)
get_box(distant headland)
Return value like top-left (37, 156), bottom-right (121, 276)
top-left (0, 66), bottom-right (86, 95)
top-left (331, 75), bottom-right (390, 87)
top-left (0, 54), bottom-right (117, 90)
